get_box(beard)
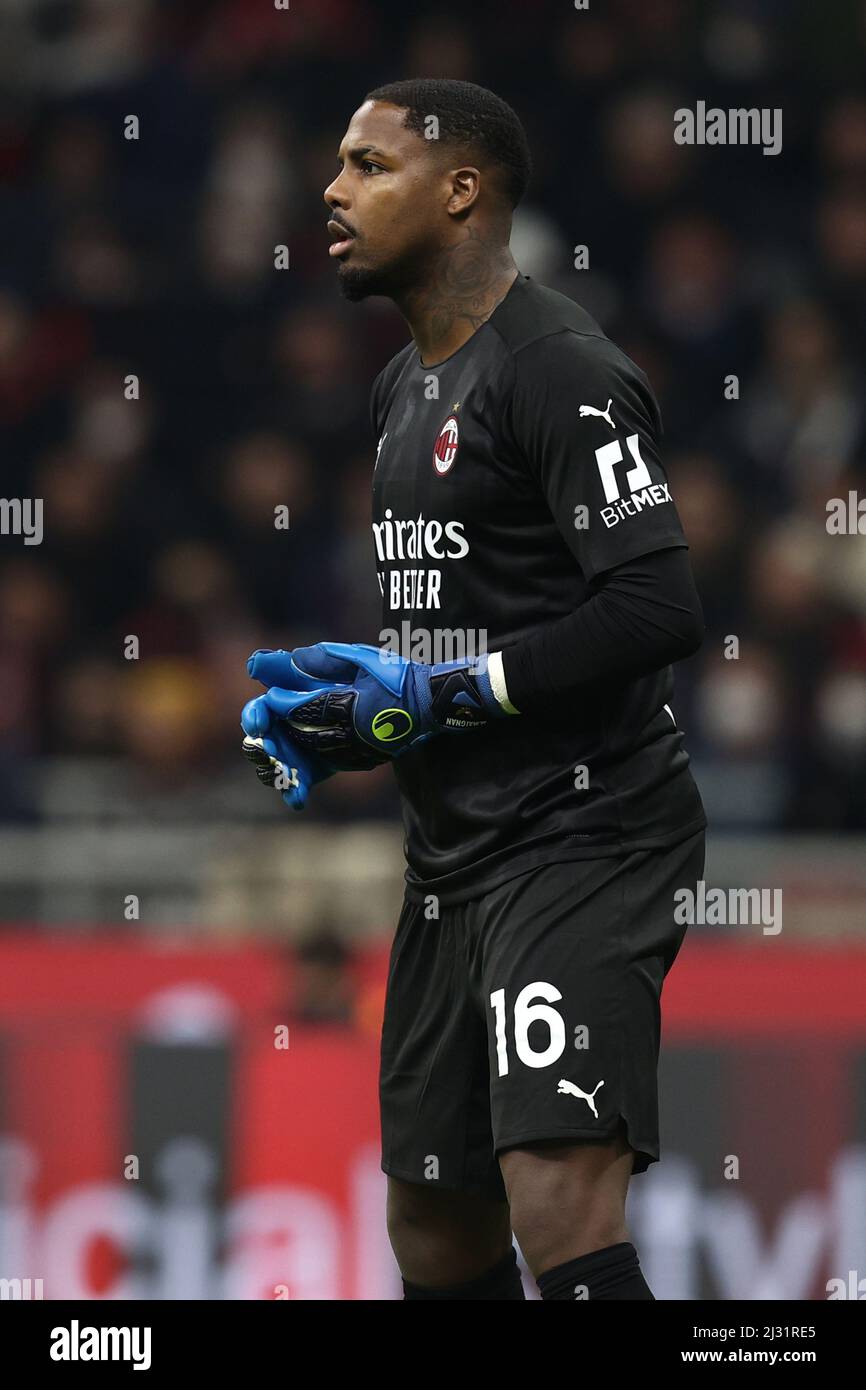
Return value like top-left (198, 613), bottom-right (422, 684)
top-left (335, 260), bottom-right (393, 301)
top-left (335, 241), bottom-right (420, 302)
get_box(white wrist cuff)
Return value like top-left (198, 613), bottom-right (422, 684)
top-left (488, 650), bottom-right (520, 715)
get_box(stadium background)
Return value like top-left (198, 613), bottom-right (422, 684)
top-left (1, 0), bottom-right (865, 1299)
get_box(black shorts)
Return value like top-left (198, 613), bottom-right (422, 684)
top-left (379, 828), bottom-right (705, 1198)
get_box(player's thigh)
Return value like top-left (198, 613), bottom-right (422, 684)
top-left (478, 837), bottom-right (705, 1181)
top-left (498, 1127), bottom-right (634, 1263)
top-left (497, 1123), bottom-right (633, 1234)
top-left (379, 894), bottom-right (506, 1197)
top-left (479, 856), bottom-right (637, 1156)
top-left (499, 1120), bottom-right (634, 1203)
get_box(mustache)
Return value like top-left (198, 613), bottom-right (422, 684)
top-left (328, 216), bottom-right (356, 237)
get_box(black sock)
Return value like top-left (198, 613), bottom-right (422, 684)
top-left (537, 1242), bottom-right (654, 1300)
top-left (403, 1246), bottom-right (525, 1300)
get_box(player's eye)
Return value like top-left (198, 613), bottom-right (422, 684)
top-left (359, 159), bottom-right (383, 174)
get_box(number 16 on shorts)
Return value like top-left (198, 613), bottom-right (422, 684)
top-left (489, 983), bottom-right (567, 1074)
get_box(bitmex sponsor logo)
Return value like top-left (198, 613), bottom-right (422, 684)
top-left (372, 510), bottom-right (469, 562)
top-left (593, 434), bottom-right (673, 529)
top-left (600, 481), bottom-right (672, 528)
top-left (50, 1320), bottom-right (152, 1370)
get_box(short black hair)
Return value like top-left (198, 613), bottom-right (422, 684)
top-left (365, 78), bottom-right (531, 211)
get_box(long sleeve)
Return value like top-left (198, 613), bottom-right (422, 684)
top-left (501, 545), bottom-right (704, 714)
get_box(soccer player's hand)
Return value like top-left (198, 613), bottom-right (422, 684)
top-left (240, 701), bottom-right (337, 811)
top-left (245, 641), bottom-right (506, 761)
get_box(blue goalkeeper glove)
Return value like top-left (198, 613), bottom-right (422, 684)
top-left (240, 710), bottom-right (336, 812)
top-left (245, 642), bottom-right (509, 763)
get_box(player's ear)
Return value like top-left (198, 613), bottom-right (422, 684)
top-left (446, 165), bottom-right (481, 217)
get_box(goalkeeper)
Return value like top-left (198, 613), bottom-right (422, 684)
top-left (238, 76), bottom-right (708, 1305)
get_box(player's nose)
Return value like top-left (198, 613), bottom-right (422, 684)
top-left (323, 172), bottom-right (349, 207)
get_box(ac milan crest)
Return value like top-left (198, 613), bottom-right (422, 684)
top-left (433, 414), bottom-right (459, 475)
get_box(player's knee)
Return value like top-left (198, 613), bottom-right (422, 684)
top-left (386, 1179), bottom-right (512, 1286)
top-left (386, 1179), bottom-right (435, 1247)
top-left (509, 1192), bottom-right (628, 1276)
top-left (500, 1144), bottom-right (630, 1274)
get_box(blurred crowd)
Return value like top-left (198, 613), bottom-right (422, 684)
top-left (1, 0), bottom-right (865, 830)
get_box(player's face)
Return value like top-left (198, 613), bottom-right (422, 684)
top-left (324, 101), bottom-right (445, 301)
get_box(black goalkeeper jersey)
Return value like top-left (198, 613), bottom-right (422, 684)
top-left (369, 273), bottom-right (706, 903)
